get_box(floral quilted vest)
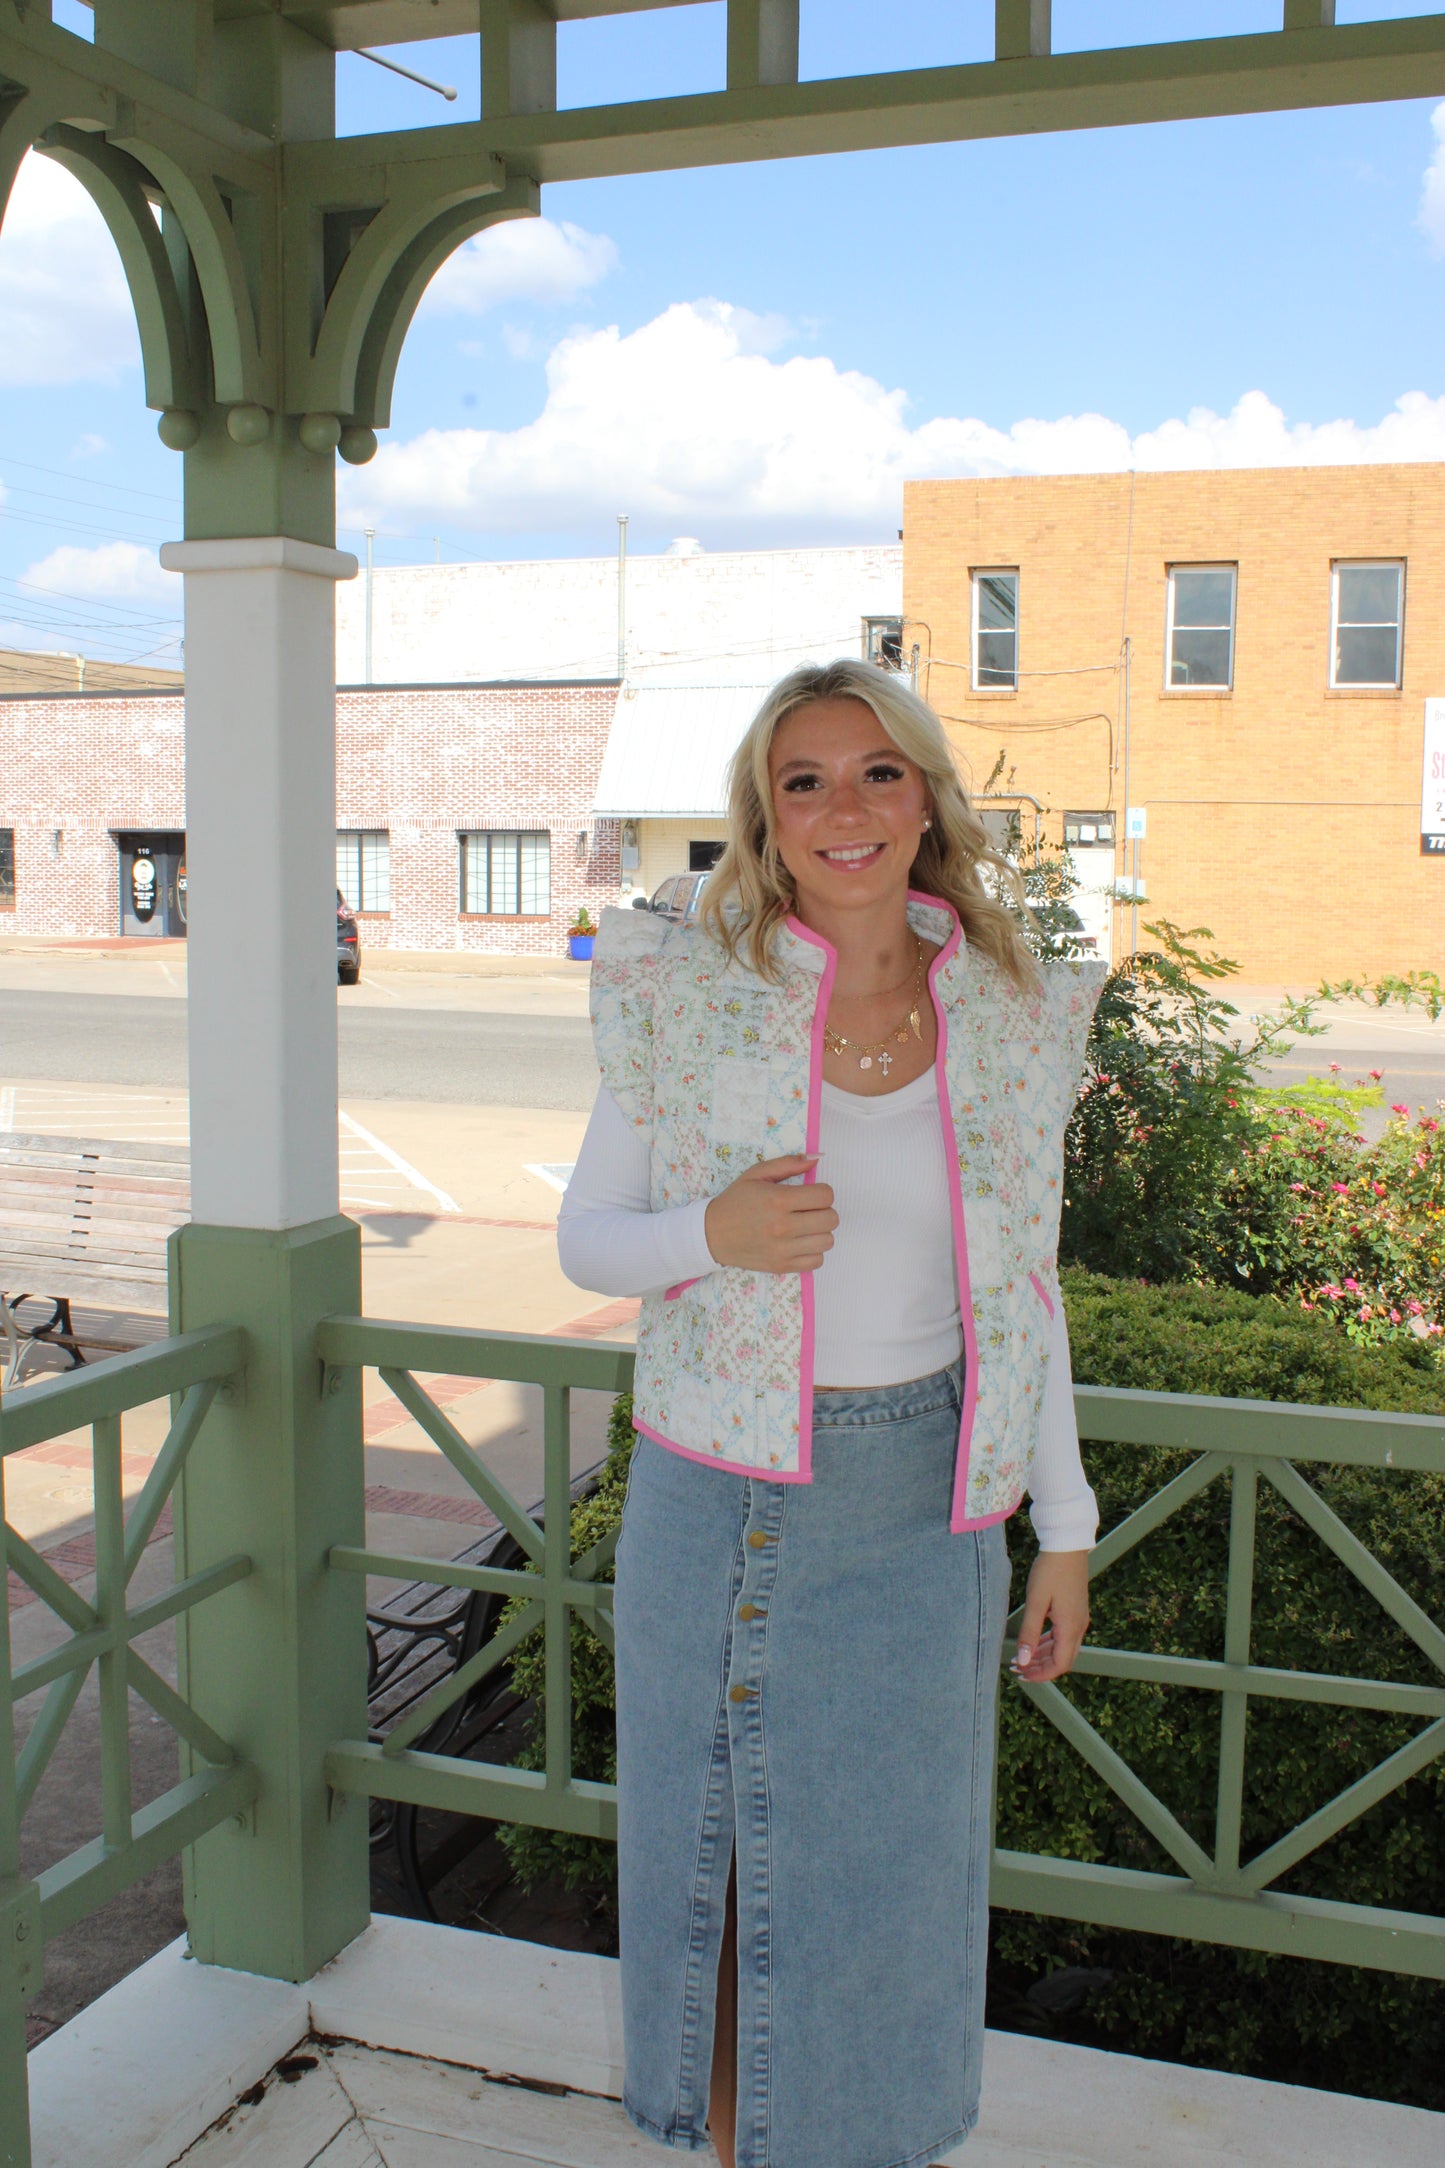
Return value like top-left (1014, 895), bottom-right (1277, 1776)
top-left (590, 892), bottom-right (1104, 1531)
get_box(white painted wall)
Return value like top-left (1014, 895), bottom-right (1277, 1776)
top-left (335, 542), bottom-right (902, 687)
top-left (636, 817), bottom-right (729, 899)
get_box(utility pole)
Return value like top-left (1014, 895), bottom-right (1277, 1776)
top-left (616, 514), bottom-right (629, 679)
top-left (1119, 635), bottom-right (1139, 957)
top-left (910, 641), bottom-right (920, 693)
top-left (364, 527), bottom-right (375, 685)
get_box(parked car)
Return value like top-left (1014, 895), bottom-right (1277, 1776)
top-left (632, 871), bottom-right (710, 925)
top-left (337, 889), bottom-right (360, 984)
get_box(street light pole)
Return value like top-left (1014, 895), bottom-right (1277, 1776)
top-left (617, 514), bottom-right (629, 679)
top-left (364, 527), bottom-right (375, 685)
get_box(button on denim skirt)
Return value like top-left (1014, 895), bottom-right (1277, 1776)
top-left (613, 1359), bottom-right (1010, 2168)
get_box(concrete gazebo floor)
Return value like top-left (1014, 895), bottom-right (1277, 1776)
top-left (24, 1916), bottom-right (1445, 2168)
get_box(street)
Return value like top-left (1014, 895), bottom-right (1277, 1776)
top-left (0, 987), bottom-right (601, 1109)
top-left (1, 972), bottom-right (1442, 1120)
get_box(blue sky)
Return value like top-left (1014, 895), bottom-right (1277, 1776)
top-left (5, 1), bottom-right (1445, 667)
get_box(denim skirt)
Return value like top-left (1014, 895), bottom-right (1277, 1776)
top-left (613, 1360), bottom-right (1010, 2168)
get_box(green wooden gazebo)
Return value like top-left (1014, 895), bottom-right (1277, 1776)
top-left (3, 9), bottom-right (1445, 2164)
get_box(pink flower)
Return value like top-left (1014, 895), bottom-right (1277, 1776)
top-left (1372, 1181), bottom-right (1387, 1196)
top-left (1391, 1103), bottom-right (1409, 1117)
top-left (1289, 1182), bottom-right (1306, 1193)
top-left (1343, 1277), bottom-right (1360, 1291)
top-left (1319, 1284), bottom-right (1343, 1301)
top-left (1359, 1305), bottom-right (1373, 1320)
top-left (1329, 1061), bottom-right (1341, 1073)
top-left (1390, 1308), bottom-right (1402, 1324)
top-left (1369, 1069), bottom-right (1383, 1081)
top-left (1331, 1182), bottom-right (1350, 1194)
top-left (1407, 1299), bottom-right (1424, 1315)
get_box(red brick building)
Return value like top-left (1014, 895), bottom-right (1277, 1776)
top-left (0, 679), bottom-right (622, 956)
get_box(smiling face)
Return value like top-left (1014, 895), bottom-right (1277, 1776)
top-left (767, 695), bottom-right (931, 933)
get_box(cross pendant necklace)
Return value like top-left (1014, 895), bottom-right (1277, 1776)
top-left (822, 939), bottom-right (926, 1073)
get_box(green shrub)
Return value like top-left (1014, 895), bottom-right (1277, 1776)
top-left (997, 1269), bottom-right (1445, 2107)
top-left (494, 1392), bottom-right (633, 1901)
top-left (494, 1276), bottom-right (1444, 2102)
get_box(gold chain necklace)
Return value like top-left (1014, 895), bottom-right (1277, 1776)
top-left (823, 940), bottom-right (925, 1076)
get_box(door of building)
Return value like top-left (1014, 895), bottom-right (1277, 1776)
top-left (116, 831), bottom-right (188, 937)
top-left (1062, 812), bottom-right (1116, 966)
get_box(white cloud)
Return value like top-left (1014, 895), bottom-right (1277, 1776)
top-left (0, 152), bottom-right (140, 386)
top-left (23, 541), bottom-right (178, 610)
top-left (342, 298), bottom-right (1445, 546)
top-left (420, 216), bottom-right (618, 316)
top-left (1419, 101), bottom-right (1445, 254)
top-left (70, 432), bottom-right (109, 460)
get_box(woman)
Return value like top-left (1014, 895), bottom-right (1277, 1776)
top-left (558, 658), bottom-right (1104, 2168)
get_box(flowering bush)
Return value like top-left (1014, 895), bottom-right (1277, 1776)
top-left (1222, 1092), bottom-right (1444, 1349)
top-left (1052, 913), bottom-right (1444, 1355)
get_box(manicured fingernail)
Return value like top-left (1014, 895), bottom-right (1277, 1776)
top-left (1016, 1645), bottom-right (1032, 1666)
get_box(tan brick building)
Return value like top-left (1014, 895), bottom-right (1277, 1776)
top-left (903, 466), bottom-right (1445, 979)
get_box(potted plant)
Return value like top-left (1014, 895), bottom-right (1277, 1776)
top-left (567, 906), bottom-right (597, 961)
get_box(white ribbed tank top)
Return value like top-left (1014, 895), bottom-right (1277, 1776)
top-left (813, 1068), bottom-right (962, 1389)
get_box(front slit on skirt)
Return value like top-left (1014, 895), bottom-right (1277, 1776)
top-left (613, 1361), bottom-right (1010, 2168)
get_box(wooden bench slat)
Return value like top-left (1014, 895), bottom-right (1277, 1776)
top-left (0, 1132), bottom-right (189, 1163)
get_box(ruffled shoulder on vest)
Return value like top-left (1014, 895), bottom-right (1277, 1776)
top-left (944, 941), bottom-right (1106, 1111)
top-left (589, 906), bottom-right (694, 1131)
top-left (1040, 956), bottom-right (1108, 1107)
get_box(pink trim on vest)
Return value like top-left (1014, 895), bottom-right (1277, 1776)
top-left (904, 900), bottom-right (981, 1535)
top-left (1028, 1271), bottom-right (1054, 1319)
top-left (633, 1417), bottom-right (815, 1482)
top-left (784, 912), bottom-right (839, 1484)
top-left (663, 1277), bottom-right (703, 1301)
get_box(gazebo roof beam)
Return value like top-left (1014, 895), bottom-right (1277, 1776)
top-left (208, 0), bottom-right (701, 49)
top-left (290, 16), bottom-right (1445, 187)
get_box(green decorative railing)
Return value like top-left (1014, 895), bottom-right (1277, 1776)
top-left (1, 1326), bottom-right (255, 2168)
top-left (319, 1319), bottom-right (1445, 1981)
top-left (997, 1385), bottom-right (1445, 1979)
top-left (318, 1318), bottom-right (630, 1838)
top-left (3, 1310), bottom-right (1442, 2167)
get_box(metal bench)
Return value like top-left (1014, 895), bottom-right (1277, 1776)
top-left (0, 1132), bottom-right (190, 1387)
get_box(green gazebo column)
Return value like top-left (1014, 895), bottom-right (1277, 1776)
top-left (160, 412), bottom-right (370, 1983)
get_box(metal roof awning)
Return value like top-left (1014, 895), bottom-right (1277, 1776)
top-left (592, 684), bottom-right (768, 820)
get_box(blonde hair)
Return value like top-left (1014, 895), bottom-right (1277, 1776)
top-left (698, 658), bottom-right (1039, 991)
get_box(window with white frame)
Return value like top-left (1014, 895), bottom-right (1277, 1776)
top-left (336, 829), bottom-right (391, 912)
top-left (1332, 561), bottom-right (1404, 688)
top-left (1166, 565), bottom-right (1236, 688)
top-left (971, 569), bottom-right (1018, 689)
top-left (460, 830), bottom-right (551, 916)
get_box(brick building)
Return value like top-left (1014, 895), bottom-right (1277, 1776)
top-left (904, 465), bottom-right (1445, 979)
top-left (0, 540), bottom-right (903, 952)
top-left (0, 680), bottom-right (622, 957)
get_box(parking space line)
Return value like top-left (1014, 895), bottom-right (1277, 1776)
top-left (338, 1110), bottom-right (461, 1214)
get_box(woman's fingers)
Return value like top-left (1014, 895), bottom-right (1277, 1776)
top-left (704, 1161), bottom-right (839, 1273)
top-left (1012, 1552), bottom-right (1090, 1683)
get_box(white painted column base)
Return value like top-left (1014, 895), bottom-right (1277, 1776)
top-left (25, 1920), bottom-right (1445, 2168)
top-left (160, 536), bottom-right (357, 1229)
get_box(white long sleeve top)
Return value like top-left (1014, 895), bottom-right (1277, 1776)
top-left (558, 1084), bottom-right (1098, 1551)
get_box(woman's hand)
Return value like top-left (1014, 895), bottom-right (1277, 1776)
top-left (1010, 1550), bottom-right (1090, 1684)
top-left (704, 1155), bottom-right (838, 1275)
